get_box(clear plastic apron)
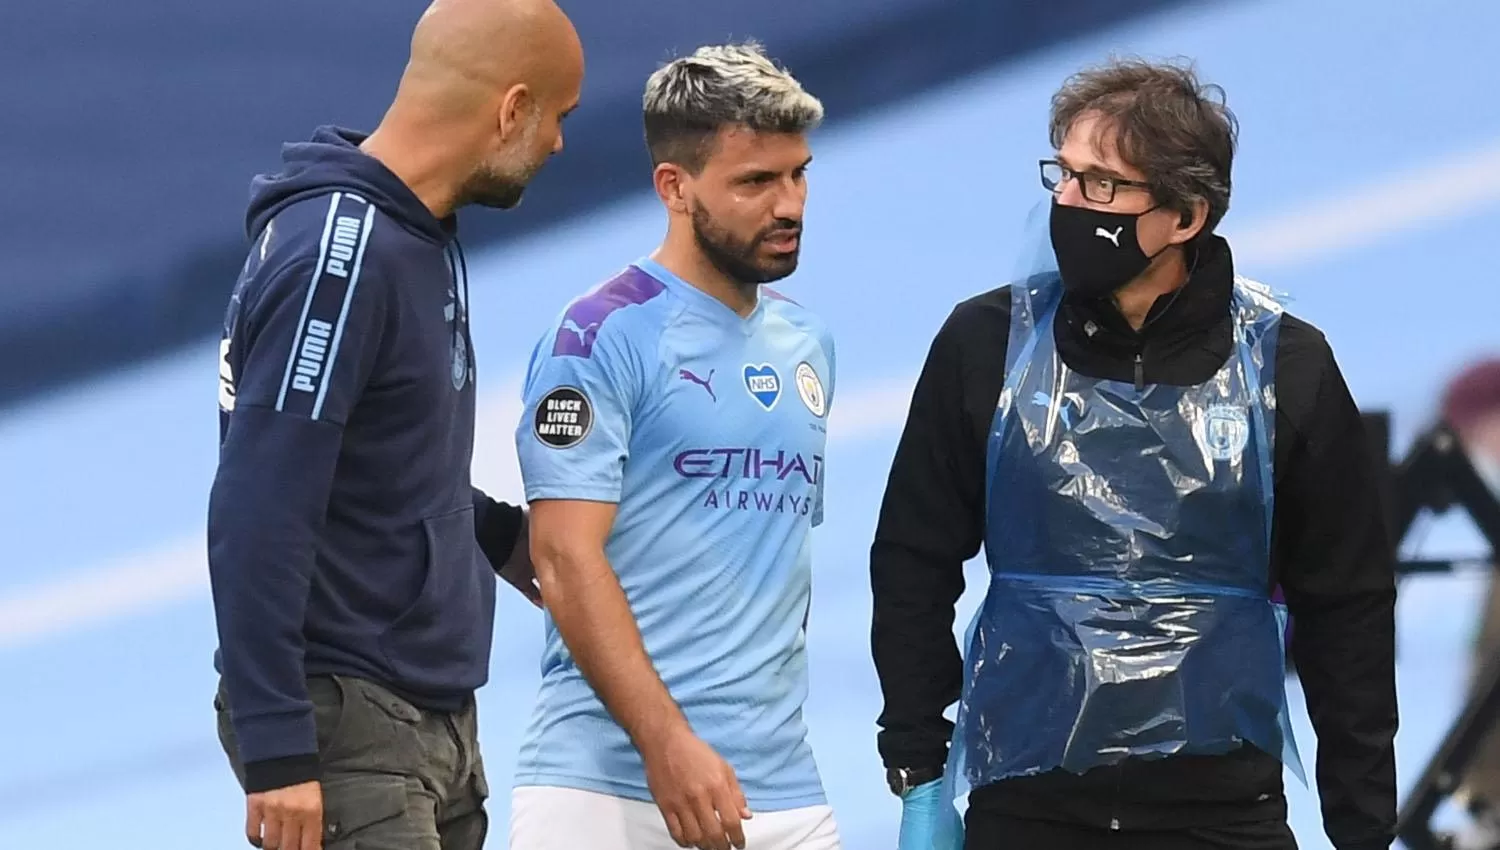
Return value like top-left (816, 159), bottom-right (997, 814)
top-left (930, 218), bottom-right (1304, 848)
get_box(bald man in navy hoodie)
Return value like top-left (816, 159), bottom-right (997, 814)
top-left (206, 1), bottom-right (583, 848)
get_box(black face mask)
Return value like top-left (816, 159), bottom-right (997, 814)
top-left (1049, 200), bottom-right (1168, 298)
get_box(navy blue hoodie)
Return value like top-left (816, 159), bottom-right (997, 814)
top-left (207, 126), bottom-right (520, 793)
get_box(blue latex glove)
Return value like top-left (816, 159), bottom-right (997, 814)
top-left (897, 779), bottom-right (963, 850)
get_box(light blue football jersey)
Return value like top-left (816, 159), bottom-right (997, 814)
top-left (512, 257), bottom-right (836, 811)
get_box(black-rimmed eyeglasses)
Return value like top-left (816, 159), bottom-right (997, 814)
top-left (1039, 159), bottom-right (1151, 205)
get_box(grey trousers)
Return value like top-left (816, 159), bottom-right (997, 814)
top-left (215, 675), bottom-right (490, 850)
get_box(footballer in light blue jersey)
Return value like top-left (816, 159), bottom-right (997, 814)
top-left (514, 255), bottom-right (835, 810)
top-left (508, 40), bottom-right (840, 850)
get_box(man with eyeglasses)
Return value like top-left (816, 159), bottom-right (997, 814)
top-left (870, 59), bottom-right (1398, 850)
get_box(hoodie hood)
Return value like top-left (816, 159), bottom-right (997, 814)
top-left (246, 125), bottom-right (454, 245)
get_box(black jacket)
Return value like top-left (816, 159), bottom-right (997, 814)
top-left (869, 236), bottom-right (1399, 850)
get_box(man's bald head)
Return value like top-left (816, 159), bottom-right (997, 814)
top-left (380, 0), bottom-right (584, 210)
top-left (406, 0), bottom-right (581, 111)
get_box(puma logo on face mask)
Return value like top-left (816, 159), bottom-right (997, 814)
top-left (1094, 226), bottom-right (1123, 247)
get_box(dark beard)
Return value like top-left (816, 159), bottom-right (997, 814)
top-left (690, 200), bottom-right (800, 286)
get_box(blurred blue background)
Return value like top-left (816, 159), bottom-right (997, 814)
top-left (3, 0), bottom-right (1499, 847)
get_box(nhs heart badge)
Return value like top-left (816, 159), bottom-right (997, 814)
top-left (742, 363), bottom-right (781, 411)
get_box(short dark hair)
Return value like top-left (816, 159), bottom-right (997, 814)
top-left (642, 42), bottom-right (824, 175)
top-left (1049, 57), bottom-right (1239, 235)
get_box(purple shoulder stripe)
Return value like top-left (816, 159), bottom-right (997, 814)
top-left (762, 287), bottom-right (799, 306)
top-left (551, 266), bottom-right (666, 358)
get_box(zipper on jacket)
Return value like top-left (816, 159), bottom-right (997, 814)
top-left (1133, 351), bottom-right (1145, 391)
top-left (1109, 763), bottom-right (1124, 830)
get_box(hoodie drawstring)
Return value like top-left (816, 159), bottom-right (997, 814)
top-left (445, 239), bottom-right (474, 386)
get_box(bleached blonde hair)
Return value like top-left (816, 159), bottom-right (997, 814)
top-left (642, 41), bottom-right (824, 173)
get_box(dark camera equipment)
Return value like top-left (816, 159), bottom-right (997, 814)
top-left (1357, 411), bottom-right (1500, 850)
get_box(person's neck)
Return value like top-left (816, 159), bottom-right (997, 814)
top-left (651, 229), bottom-right (758, 317)
top-left (359, 115), bottom-right (466, 221)
top-left (1112, 246), bottom-right (1189, 331)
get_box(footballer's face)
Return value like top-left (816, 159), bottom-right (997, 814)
top-left (681, 125), bottom-right (811, 286)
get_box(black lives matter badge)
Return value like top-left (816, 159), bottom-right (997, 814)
top-left (534, 386), bottom-right (593, 449)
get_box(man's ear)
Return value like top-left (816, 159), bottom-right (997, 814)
top-left (653, 162), bottom-right (690, 215)
top-left (1170, 197), bottom-right (1210, 246)
top-left (497, 83), bottom-right (535, 143)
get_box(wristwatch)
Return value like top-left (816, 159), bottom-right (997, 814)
top-left (886, 766), bottom-right (943, 797)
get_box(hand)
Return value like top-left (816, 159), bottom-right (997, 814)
top-left (897, 779), bottom-right (962, 850)
top-left (640, 722), bottom-right (752, 850)
top-left (246, 780), bottom-right (323, 850)
top-left (498, 552), bottom-right (543, 607)
top-left (499, 510), bottom-right (543, 607)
